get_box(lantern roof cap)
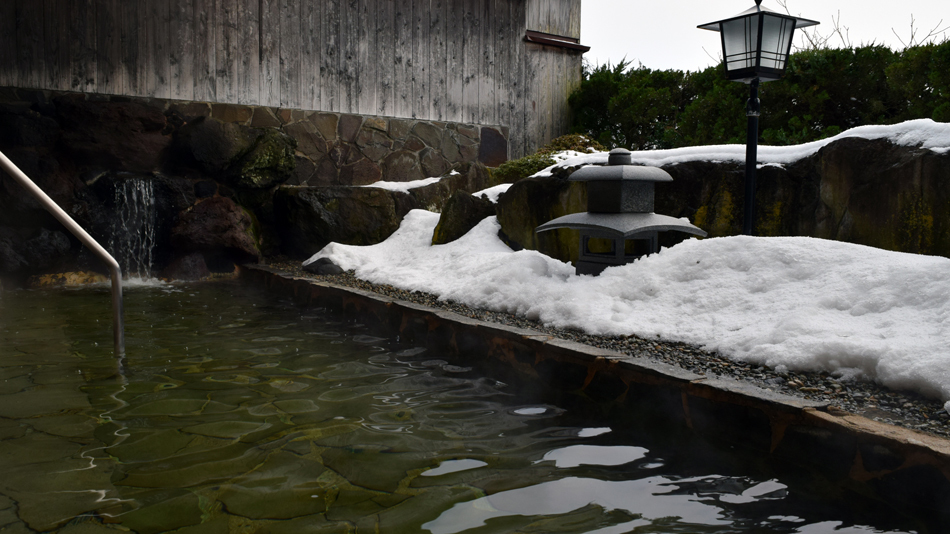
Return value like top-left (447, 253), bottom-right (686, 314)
top-left (697, 2), bottom-right (819, 32)
top-left (536, 212), bottom-right (707, 239)
top-left (569, 149), bottom-right (673, 182)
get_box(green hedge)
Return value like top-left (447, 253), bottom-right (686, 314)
top-left (569, 41), bottom-right (950, 150)
top-left (491, 134), bottom-right (605, 184)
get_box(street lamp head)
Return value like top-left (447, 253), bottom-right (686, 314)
top-left (698, 2), bottom-right (819, 83)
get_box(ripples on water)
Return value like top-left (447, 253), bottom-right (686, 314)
top-left (0, 282), bottom-right (928, 533)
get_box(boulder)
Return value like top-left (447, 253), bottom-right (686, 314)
top-left (498, 136), bottom-right (950, 265)
top-left (54, 95), bottom-right (170, 172)
top-left (273, 162), bottom-right (494, 257)
top-left (170, 196), bottom-right (261, 271)
top-left (162, 252), bottom-right (211, 281)
top-left (228, 128), bottom-right (297, 189)
top-left (804, 137), bottom-right (950, 255)
top-left (0, 103), bottom-right (61, 148)
top-left (274, 185), bottom-right (414, 258)
top-left (656, 137), bottom-right (950, 256)
top-left (0, 148), bottom-right (82, 227)
top-left (431, 192), bottom-right (496, 245)
top-left (0, 228), bottom-right (27, 273)
top-left (407, 162), bottom-right (492, 212)
top-left (302, 257), bottom-right (344, 275)
top-left (174, 116), bottom-right (258, 174)
top-left (0, 226), bottom-right (72, 274)
top-left (173, 117), bottom-right (296, 189)
top-left (495, 175), bottom-right (587, 263)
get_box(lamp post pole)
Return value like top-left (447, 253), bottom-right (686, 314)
top-left (744, 77), bottom-right (760, 236)
top-left (699, 1), bottom-right (818, 236)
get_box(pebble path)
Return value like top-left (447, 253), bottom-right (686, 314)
top-left (265, 259), bottom-right (950, 440)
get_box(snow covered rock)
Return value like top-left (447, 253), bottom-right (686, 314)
top-left (431, 191), bottom-right (496, 245)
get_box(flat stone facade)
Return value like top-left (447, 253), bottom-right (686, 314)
top-left (0, 86), bottom-right (509, 187)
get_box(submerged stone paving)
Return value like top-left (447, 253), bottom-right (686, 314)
top-left (264, 258), bottom-right (950, 440)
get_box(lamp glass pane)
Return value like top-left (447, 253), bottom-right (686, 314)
top-left (721, 16), bottom-right (758, 72)
top-left (759, 14), bottom-right (793, 70)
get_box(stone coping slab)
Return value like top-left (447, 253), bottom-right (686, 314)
top-left (240, 264), bottom-right (950, 521)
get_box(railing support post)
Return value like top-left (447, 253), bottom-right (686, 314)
top-left (0, 150), bottom-right (125, 356)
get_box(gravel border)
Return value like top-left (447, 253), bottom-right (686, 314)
top-left (263, 258), bottom-right (950, 440)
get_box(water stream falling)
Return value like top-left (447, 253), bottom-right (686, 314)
top-left (108, 178), bottom-right (157, 279)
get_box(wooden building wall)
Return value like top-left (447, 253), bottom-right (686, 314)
top-left (0, 0), bottom-right (584, 158)
top-left (526, 0), bottom-right (581, 39)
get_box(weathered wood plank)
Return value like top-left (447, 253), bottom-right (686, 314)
top-left (444, 0), bottom-right (463, 123)
top-left (16, 0), bottom-right (46, 90)
top-left (427, 0), bottom-right (447, 121)
top-left (216, 0), bottom-right (240, 103)
top-left (523, 44), bottom-right (543, 155)
top-left (134, 0), bottom-right (150, 96)
top-left (279, 0), bottom-right (301, 108)
top-left (410, 0), bottom-right (428, 119)
top-left (461, 0), bottom-right (479, 124)
top-left (170, 0), bottom-right (194, 100)
top-left (525, 0), bottom-right (540, 32)
top-left (193, 0), bottom-right (216, 101)
top-left (567, 0), bottom-right (582, 40)
top-left (0, 1), bottom-right (15, 87)
top-left (322, 0), bottom-right (341, 112)
top-left (556, 48), bottom-right (567, 138)
top-left (508, 0), bottom-right (526, 158)
top-left (478, 0), bottom-right (494, 125)
top-left (70, 0), bottom-right (97, 91)
top-left (259, 0), bottom-right (279, 107)
top-left (393, 0), bottom-right (412, 118)
top-left (96, 0), bottom-right (121, 94)
top-left (73, 0), bottom-right (99, 92)
top-left (356, 0), bottom-right (376, 115)
top-left (43, 0), bottom-right (70, 91)
top-left (375, 0), bottom-right (394, 116)
top-left (527, 0), bottom-right (581, 39)
top-left (146, 0), bottom-right (171, 98)
top-left (116, 0), bottom-right (144, 96)
top-left (237, 0), bottom-right (259, 105)
top-left (0, 1), bottom-right (16, 87)
top-left (300, 0), bottom-right (321, 110)
top-left (340, 0), bottom-right (359, 113)
top-left (492, 0), bottom-right (510, 129)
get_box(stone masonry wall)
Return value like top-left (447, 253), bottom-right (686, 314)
top-left (0, 86), bottom-right (504, 285)
top-left (0, 86), bottom-right (510, 187)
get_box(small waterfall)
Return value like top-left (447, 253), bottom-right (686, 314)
top-left (109, 178), bottom-right (157, 279)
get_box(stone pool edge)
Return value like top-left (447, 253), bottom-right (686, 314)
top-left (240, 264), bottom-right (950, 517)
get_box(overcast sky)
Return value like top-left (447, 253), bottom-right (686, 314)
top-left (580, 0), bottom-right (949, 72)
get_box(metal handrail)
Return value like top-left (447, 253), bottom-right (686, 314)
top-left (0, 150), bottom-right (125, 356)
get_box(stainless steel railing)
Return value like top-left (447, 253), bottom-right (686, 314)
top-left (0, 150), bottom-right (125, 356)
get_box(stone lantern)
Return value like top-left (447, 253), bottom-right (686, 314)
top-left (536, 148), bottom-right (707, 275)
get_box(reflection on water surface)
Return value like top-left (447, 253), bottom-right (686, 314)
top-left (0, 282), bottom-right (927, 533)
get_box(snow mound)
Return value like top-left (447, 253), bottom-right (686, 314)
top-left (310, 210), bottom-right (950, 413)
top-left (533, 119), bottom-right (950, 176)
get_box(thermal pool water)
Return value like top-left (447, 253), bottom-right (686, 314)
top-left (0, 282), bottom-right (930, 533)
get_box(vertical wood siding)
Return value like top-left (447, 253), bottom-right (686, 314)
top-left (1, 0), bottom-right (583, 158)
top-left (525, 0), bottom-right (581, 39)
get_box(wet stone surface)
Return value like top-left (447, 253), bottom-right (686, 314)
top-left (267, 259), bottom-right (950, 440)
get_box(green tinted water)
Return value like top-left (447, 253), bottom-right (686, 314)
top-left (0, 282), bottom-right (927, 533)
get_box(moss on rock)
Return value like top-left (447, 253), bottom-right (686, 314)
top-left (495, 177), bottom-right (587, 264)
top-left (229, 128), bottom-right (297, 189)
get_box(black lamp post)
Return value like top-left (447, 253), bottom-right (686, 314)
top-left (699, 1), bottom-right (818, 235)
